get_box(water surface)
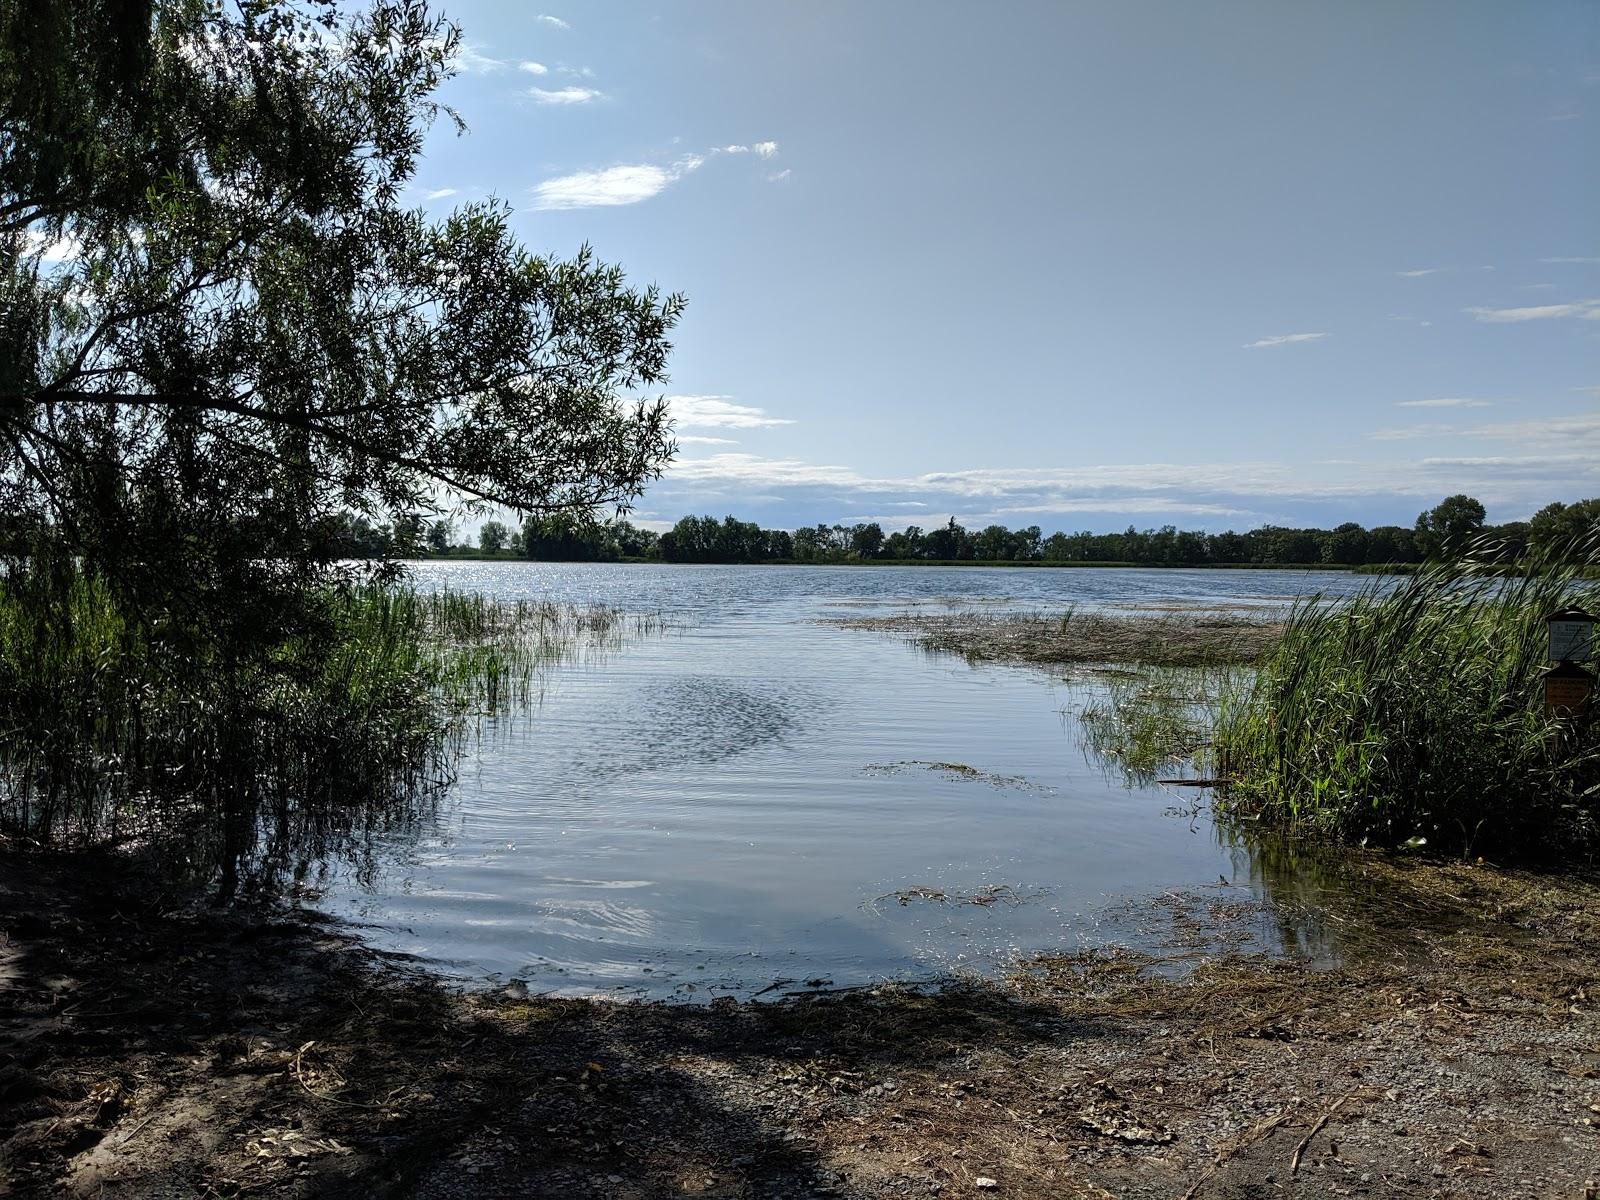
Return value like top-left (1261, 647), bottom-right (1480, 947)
top-left (311, 564), bottom-right (1377, 998)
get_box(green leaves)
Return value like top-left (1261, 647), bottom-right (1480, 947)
top-left (2, 0), bottom-right (680, 633)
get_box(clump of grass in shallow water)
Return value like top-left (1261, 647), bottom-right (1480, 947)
top-left (1214, 542), bottom-right (1600, 860)
top-left (0, 571), bottom-right (650, 887)
top-left (1079, 666), bottom-right (1240, 786)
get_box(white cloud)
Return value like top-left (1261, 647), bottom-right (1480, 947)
top-left (1396, 268), bottom-right (1441, 277)
top-left (519, 60), bottom-right (549, 75)
top-left (1538, 256), bottom-right (1600, 264)
top-left (530, 155), bottom-right (705, 209)
top-left (424, 187), bottom-right (459, 200)
top-left (753, 141), bottom-right (779, 158)
top-left (1395, 398), bottom-right (1492, 408)
top-left (1369, 424), bottom-right (1456, 441)
top-left (767, 169), bottom-right (792, 183)
top-left (718, 144), bottom-right (750, 154)
top-left (645, 449), bottom-right (1600, 528)
top-left (536, 14), bottom-right (570, 29)
top-left (676, 435), bottom-right (740, 446)
top-left (1464, 413), bottom-right (1600, 448)
top-left (668, 396), bottom-right (795, 429)
top-left (451, 43), bottom-right (505, 73)
top-left (1244, 332), bottom-right (1328, 349)
top-left (531, 86), bottom-right (604, 105)
top-left (1466, 300), bottom-right (1600, 322)
top-left (21, 229), bottom-right (81, 262)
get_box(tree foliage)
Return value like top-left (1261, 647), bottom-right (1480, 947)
top-left (1, 0), bottom-right (680, 627)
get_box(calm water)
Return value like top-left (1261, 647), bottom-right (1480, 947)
top-left (310, 563), bottom-right (1378, 999)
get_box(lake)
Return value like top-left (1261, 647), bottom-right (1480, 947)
top-left (309, 563), bottom-right (1379, 1000)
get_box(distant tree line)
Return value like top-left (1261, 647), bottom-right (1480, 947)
top-left (317, 494), bottom-right (1599, 568)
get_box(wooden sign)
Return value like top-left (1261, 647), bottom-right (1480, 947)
top-left (1546, 608), bottom-right (1596, 663)
top-left (1544, 661), bottom-right (1595, 717)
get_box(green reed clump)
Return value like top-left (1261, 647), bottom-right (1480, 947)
top-left (1214, 542), bottom-right (1600, 860)
top-left (0, 567), bottom-right (634, 881)
top-left (1079, 666), bottom-right (1241, 785)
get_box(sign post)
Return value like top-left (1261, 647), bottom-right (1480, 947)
top-left (1543, 660), bottom-right (1595, 717)
top-left (1546, 608), bottom-right (1597, 664)
top-left (1542, 608), bottom-right (1597, 717)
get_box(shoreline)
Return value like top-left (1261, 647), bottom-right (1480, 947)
top-left (407, 554), bottom-right (1379, 571)
top-left (4, 847), bottom-right (1597, 1198)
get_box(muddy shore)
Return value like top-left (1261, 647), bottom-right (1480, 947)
top-left (4, 845), bottom-right (1598, 1199)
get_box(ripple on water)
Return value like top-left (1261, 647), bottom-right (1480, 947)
top-left (309, 563), bottom-right (1384, 998)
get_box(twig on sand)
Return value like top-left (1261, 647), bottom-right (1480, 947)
top-left (1178, 1105), bottom-right (1296, 1200)
top-left (1290, 1088), bottom-right (1361, 1174)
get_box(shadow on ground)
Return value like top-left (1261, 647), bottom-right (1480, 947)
top-left (0, 850), bottom-right (1120, 1198)
top-left (5, 848), bottom-right (1599, 1199)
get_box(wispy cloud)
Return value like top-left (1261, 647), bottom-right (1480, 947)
top-left (530, 85), bottom-right (604, 105)
top-left (649, 451), bottom-right (1600, 530)
top-left (1464, 413), bottom-right (1600, 448)
top-left (1395, 398), bottom-right (1492, 409)
top-left (518, 60), bottom-right (548, 75)
top-left (676, 435), bottom-right (740, 446)
top-left (423, 187), bottom-right (458, 200)
top-left (530, 156), bottom-right (705, 209)
top-left (530, 142), bottom-right (778, 209)
top-left (1538, 256), bottom-right (1600, 264)
top-left (753, 141), bottom-right (779, 158)
top-left (451, 43), bottom-right (505, 73)
top-left (1244, 332), bottom-right (1327, 349)
top-left (535, 14), bottom-right (570, 29)
top-left (1369, 424), bottom-right (1455, 441)
top-left (668, 396), bottom-right (795, 429)
top-left (767, 169), bottom-right (792, 183)
top-left (1466, 300), bottom-right (1600, 322)
top-left (1396, 268), bottom-right (1441, 278)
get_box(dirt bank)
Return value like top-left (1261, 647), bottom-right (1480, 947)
top-left (3, 847), bottom-right (1598, 1199)
top-left (824, 610), bottom-right (1283, 669)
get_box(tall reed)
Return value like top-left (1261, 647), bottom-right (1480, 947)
top-left (1214, 541), bottom-right (1600, 860)
top-left (0, 567), bottom-right (642, 885)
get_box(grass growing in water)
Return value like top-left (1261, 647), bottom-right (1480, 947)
top-left (1079, 666), bottom-right (1240, 785)
top-left (1214, 548), bottom-right (1600, 860)
top-left (0, 568), bottom-right (647, 886)
top-left (830, 606), bottom-right (1283, 668)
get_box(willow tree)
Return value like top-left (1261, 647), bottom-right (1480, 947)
top-left (0, 0), bottom-right (678, 633)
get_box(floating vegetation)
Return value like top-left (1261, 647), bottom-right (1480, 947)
top-left (829, 607), bottom-right (1284, 669)
top-left (863, 760), bottom-right (1055, 793)
top-left (869, 883), bottom-right (1041, 910)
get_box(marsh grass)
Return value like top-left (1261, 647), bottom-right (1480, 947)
top-left (1078, 666), bottom-right (1240, 785)
top-left (1214, 544), bottom-right (1600, 859)
top-left (0, 569), bottom-right (650, 885)
top-left (831, 607), bottom-right (1284, 668)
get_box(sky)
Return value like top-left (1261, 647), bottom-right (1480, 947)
top-left (414, 1), bottom-right (1599, 535)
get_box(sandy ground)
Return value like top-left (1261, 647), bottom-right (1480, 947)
top-left (4, 846), bottom-right (1598, 1199)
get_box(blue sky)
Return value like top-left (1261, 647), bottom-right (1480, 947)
top-left (419, 1), bottom-right (1598, 534)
